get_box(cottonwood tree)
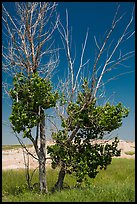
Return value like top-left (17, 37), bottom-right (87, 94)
top-left (2, 2), bottom-right (59, 193)
top-left (47, 4), bottom-right (135, 191)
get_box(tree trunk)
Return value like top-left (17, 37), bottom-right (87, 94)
top-left (38, 152), bottom-right (47, 193)
top-left (52, 162), bottom-right (66, 192)
top-left (39, 107), bottom-right (48, 193)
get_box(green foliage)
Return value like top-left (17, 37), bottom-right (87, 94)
top-left (9, 72), bottom-right (58, 137)
top-left (59, 93), bottom-right (68, 106)
top-left (67, 101), bottom-right (129, 135)
top-left (48, 137), bottom-right (121, 183)
top-left (124, 151), bottom-right (135, 155)
top-left (48, 80), bottom-right (129, 184)
top-left (65, 79), bottom-right (129, 135)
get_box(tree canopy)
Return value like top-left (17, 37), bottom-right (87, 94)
top-left (48, 80), bottom-right (129, 185)
top-left (9, 72), bottom-right (58, 140)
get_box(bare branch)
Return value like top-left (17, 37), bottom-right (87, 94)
top-left (2, 2), bottom-right (59, 78)
top-left (93, 5), bottom-right (134, 98)
top-left (12, 128), bottom-right (39, 161)
top-left (74, 29), bottom-right (89, 91)
top-left (94, 35), bottom-right (100, 50)
top-left (47, 116), bottom-right (59, 132)
top-left (99, 70), bottom-right (134, 89)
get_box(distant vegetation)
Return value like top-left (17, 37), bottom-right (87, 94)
top-left (2, 144), bottom-right (33, 150)
top-left (2, 158), bottom-right (135, 202)
top-left (124, 151), bottom-right (135, 156)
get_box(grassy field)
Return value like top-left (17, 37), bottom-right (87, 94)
top-left (2, 158), bottom-right (135, 202)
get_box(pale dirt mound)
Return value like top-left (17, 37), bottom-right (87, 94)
top-left (2, 140), bottom-right (135, 170)
top-left (115, 139), bottom-right (135, 159)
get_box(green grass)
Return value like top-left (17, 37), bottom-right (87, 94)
top-left (124, 151), bottom-right (135, 156)
top-left (2, 158), bottom-right (135, 202)
top-left (2, 144), bottom-right (33, 150)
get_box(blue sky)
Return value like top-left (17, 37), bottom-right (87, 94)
top-left (2, 2), bottom-right (135, 145)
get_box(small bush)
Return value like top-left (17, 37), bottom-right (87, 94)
top-left (124, 151), bottom-right (135, 156)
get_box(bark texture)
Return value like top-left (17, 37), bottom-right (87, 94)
top-left (52, 162), bottom-right (66, 191)
top-left (39, 107), bottom-right (48, 193)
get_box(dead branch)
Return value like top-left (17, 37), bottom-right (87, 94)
top-left (2, 2), bottom-right (59, 78)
